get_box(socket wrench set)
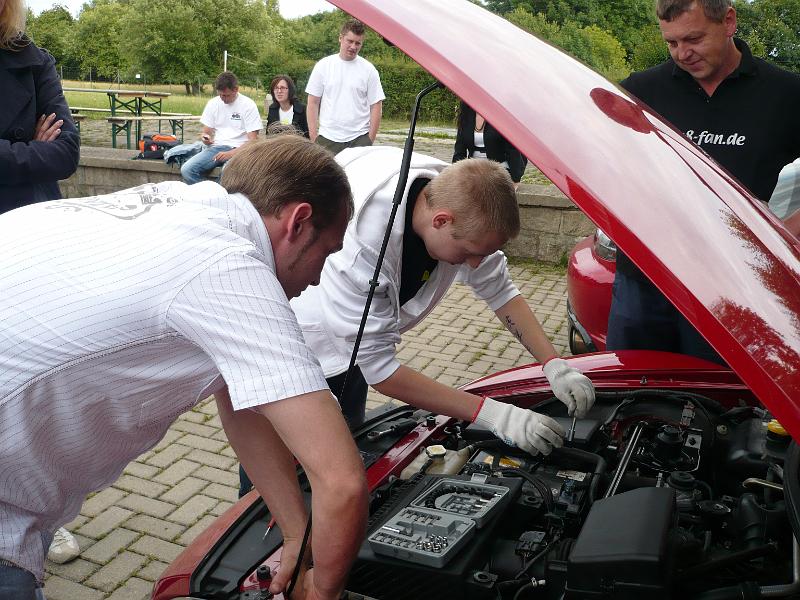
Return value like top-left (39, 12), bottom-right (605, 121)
top-left (367, 475), bottom-right (511, 567)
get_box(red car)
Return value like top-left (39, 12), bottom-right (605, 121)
top-left (153, 1), bottom-right (800, 599)
top-left (566, 228), bottom-right (616, 354)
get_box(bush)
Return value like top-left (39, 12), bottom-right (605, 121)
top-left (371, 55), bottom-right (459, 122)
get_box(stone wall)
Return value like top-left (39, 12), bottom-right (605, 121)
top-left (59, 148), bottom-right (594, 263)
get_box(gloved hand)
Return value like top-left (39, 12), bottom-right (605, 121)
top-left (542, 357), bottom-right (595, 418)
top-left (473, 397), bottom-right (565, 455)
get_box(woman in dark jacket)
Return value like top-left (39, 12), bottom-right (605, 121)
top-left (0, 0), bottom-right (80, 214)
top-left (265, 74), bottom-right (309, 137)
top-left (452, 101), bottom-right (526, 184)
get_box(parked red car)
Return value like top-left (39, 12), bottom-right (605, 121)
top-left (566, 229), bottom-right (615, 354)
top-left (153, 1), bottom-right (800, 599)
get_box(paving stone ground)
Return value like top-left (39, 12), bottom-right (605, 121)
top-left (42, 264), bottom-right (569, 599)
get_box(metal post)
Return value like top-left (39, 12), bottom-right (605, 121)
top-left (223, 50), bottom-right (228, 72)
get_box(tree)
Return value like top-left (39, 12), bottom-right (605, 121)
top-left (117, 0), bottom-right (280, 93)
top-left (735, 0), bottom-right (800, 73)
top-left (26, 5), bottom-right (78, 70)
top-left (506, 7), bottom-right (630, 81)
top-left (484, 0), bottom-right (653, 58)
top-left (70, 1), bottom-right (129, 79)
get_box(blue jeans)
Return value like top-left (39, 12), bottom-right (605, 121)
top-left (0, 562), bottom-right (45, 600)
top-left (180, 144), bottom-right (233, 184)
top-left (607, 269), bottom-right (724, 365)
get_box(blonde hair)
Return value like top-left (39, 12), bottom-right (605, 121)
top-left (0, 0), bottom-right (26, 49)
top-left (221, 136), bottom-right (353, 230)
top-left (427, 159), bottom-right (520, 240)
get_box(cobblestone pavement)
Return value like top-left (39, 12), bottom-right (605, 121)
top-left (41, 121), bottom-right (569, 599)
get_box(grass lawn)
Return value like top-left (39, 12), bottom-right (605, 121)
top-left (62, 80), bottom-right (268, 118)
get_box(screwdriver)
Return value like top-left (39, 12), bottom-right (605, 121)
top-left (263, 517), bottom-right (276, 541)
top-left (568, 415), bottom-right (577, 443)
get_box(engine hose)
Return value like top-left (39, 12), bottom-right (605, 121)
top-left (548, 447), bottom-right (606, 503)
top-left (690, 581), bottom-right (762, 600)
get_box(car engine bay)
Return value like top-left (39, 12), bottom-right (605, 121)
top-left (339, 390), bottom-right (799, 600)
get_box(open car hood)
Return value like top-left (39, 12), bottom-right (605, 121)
top-left (332, 0), bottom-right (800, 438)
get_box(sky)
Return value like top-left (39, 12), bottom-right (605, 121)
top-left (24, 0), bottom-right (335, 19)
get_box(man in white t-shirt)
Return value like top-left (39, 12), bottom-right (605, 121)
top-left (306, 19), bottom-right (385, 154)
top-left (0, 136), bottom-right (367, 600)
top-left (181, 71), bottom-right (263, 184)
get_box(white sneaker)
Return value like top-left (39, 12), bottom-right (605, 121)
top-left (47, 527), bottom-right (80, 564)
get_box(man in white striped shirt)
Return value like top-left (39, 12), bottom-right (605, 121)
top-left (0, 136), bottom-right (367, 600)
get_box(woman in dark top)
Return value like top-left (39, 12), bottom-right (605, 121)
top-left (0, 0), bottom-right (79, 213)
top-left (265, 74), bottom-right (309, 137)
top-left (452, 101), bottom-right (526, 184)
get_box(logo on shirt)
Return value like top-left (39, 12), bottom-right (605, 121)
top-left (231, 112), bottom-right (242, 121)
top-left (685, 130), bottom-right (746, 147)
top-left (46, 185), bottom-right (180, 220)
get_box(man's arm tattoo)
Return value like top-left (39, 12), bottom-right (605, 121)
top-left (504, 315), bottom-right (536, 356)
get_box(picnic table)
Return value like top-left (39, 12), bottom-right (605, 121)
top-left (63, 87), bottom-right (173, 145)
top-left (107, 114), bottom-right (201, 149)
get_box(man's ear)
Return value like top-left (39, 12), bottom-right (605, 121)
top-left (285, 202), bottom-right (313, 241)
top-left (431, 210), bottom-right (454, 230)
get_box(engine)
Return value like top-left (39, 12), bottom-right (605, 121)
top-left (344, 391), bottom-right (797, 600)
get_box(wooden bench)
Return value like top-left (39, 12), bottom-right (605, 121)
top-left (71, 113), bottom-right (86, 134)
top-left (70, 107), bottom-right (114, 114)
top-left (107, 115), bottom-right (201, 148)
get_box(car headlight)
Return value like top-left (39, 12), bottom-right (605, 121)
top-left (594, 229), bottom-right (617, 262)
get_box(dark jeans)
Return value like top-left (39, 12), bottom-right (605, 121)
top-left (315, 133), bottom-right (372, 155)
top-left (0, 561), bottom-right (43, 600)
top-left (606, 268), bottom-right (724, 365)
top-left (238, 367), bottom-right (369, 498)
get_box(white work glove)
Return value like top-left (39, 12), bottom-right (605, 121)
top-left (543, 357), bottom-right (595, 418)
top-left (473, 397), bottom-right (565, 456)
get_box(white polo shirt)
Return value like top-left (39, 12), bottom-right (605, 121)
top-left (0, 181), bottom-right (328, 581)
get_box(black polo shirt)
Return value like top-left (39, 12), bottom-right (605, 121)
top-left (621, 39), bottom-right (800, 202)
top-left (617, 38), bottom-right (800, 278)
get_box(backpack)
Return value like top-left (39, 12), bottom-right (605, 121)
top-left (135, 134), bottom-right (180, 160)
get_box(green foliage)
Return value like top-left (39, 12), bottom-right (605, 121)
top-left (735, 0), bottom-right (800, 72)
top-left (70, 1), bottom-right (128, 78)
top-left (114, 0), bottom-right (279, 89)
top-left (505, 8), bottom-right (630, 81)
top-left (26, 5), bottom-right (78, 69)
top-left (370, 55), bottom-right (459, 121)
top-left (629, 23), bottom-right (669, 72)
top-left (485, 0), bottom-right (654, 59)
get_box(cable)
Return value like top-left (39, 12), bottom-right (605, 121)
top-left (496, 468), bottom-right (554, 511)
top-left (285, 509), bottom-right (312, 597)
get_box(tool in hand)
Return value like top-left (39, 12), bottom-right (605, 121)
top-left (567, 415), bottom-right (577, 443)
top-left (263, 517), bottom-right (276, 541)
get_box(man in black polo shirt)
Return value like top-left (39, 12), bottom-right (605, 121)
top-left (607, 0), bottom-right (800, 360)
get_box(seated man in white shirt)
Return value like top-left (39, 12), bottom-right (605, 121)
top-left (0, 136), bottom-right (366, 600)
top-left (181, 71), bottom-right (263, 184)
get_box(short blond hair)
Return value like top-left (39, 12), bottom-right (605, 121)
top-left (427, 159), bottom-right (520, 241)
top-left (0, 0), bottom-right (26, 49)
top-left (221, 136), bottom-right (353, 230)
